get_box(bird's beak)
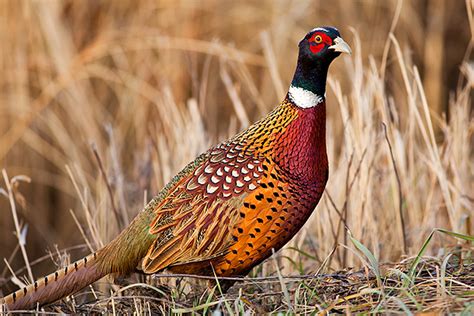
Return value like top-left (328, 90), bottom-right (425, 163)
top-left (329, 37), bottom-right (352, 55)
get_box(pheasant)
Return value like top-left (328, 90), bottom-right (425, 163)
top-left (1, 26), bottom-right (350, 310)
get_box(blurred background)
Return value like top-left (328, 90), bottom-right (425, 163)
top-left (0, 0), bottom-right (473, 295)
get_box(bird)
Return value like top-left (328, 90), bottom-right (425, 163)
top-left (1, 26), bottom-right (351, 310)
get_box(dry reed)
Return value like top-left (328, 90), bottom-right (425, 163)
top-left (0, 0), bottom-right (473, 314)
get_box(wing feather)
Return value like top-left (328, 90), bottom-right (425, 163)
top-left (141, 145), bottom-right (264, 274)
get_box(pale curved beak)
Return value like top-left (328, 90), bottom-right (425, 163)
top-left (329, 37), bottom-right (352, 55)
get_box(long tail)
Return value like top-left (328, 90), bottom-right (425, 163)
top-left (1, 209), bottom-right (155, 311)
top-left (1, 252), bottom-right (107, 311)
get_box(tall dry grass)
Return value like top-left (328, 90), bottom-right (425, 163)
top-left (0, 0), bottom-right (473, 299)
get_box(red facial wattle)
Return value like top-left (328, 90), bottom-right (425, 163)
top-left (309, 33), bottom-right (332, 54)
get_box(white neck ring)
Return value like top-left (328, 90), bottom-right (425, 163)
top-left (288, 85), bottom-right (324, 108)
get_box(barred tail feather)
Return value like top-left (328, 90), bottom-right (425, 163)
top-left (1, 252), bottom-right (107, 311)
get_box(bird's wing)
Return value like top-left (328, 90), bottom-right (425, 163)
top-left (141, 143), bottom-right (265, 273)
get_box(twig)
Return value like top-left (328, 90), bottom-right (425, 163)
top-left (324, 191), bottom-right (345, 267)
top-left (260, 31), bottom-right (285, 98)
top-left (91, 143), bottom-right (123, 229)
top-left (69, 209), bottom-right (95, 253)
top-left (382, 122), bottom-right (408, 254)
top-left (151, 272), bottom-right (364, 282)
top-left (66, 165), bottom-right (102, 248)
top-left (272, 248), bottom-right (293, 312)
top-left (2, 169), bottom-right (34, 283)
top-left (314, 245), bottom-right (339, 278)
top-left (321, 199), bottom-right (337, 239)
top-left (219, 60), bottom-right (250, 127)
top-left (342, 152), bottom-right (354, 267)
top-left (1, 243), bottom-right (20, 278)
top-left (380, 0), bottom-right (403, 80)
top-left (3, 258), bottom-right (26, 288)
top-left (336, 148), bottom-right (367, 267)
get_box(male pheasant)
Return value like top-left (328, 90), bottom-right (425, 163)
top-left (2, 26), bottom-right (350, 310)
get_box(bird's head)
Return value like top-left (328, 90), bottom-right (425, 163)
top-left (299, 26), bottom-right (351, 61)
top-left (289, 26), bottom-right (351, 108)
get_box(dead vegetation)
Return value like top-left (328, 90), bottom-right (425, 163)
top-left (6, 242), bottom-right (472, 314)
top-left (0, 0), bottom-right (473, 314)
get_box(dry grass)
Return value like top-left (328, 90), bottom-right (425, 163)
top-left (32, 244), bottom-right (473, 314)
top-left (0, 0), bottom-right (473, 314)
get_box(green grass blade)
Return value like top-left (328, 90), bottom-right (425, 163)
top-left (407, 228), bottom-right (474, 286)
top-left (348, 230), bottom-right (381, 286)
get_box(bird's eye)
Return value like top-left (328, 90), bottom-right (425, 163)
top-left (314, 35), bottom-right (322, 43)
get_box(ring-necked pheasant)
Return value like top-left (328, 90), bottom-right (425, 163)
top-left (2, 26), bottom-right (350, 310)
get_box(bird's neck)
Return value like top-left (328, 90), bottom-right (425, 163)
top-left (290, 56), bottom-right (329, 99)
top-left (275, 56), bottom-right (329, 182)
top-left (273, 101), bottom-right (328, 184)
